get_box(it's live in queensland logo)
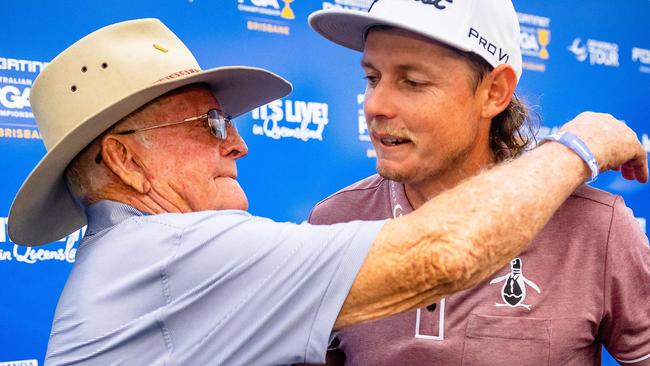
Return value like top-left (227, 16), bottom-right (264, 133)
top-left (517, 12), bottom-right (551, 72)
top-left (0, 56), bottom-right (47, 140)
top-left (250, 98), bottom-right (329, 142)
top-left (238, 0), bottom-right (296, 36)
top-left (0, 216), bottom-right (83, 264)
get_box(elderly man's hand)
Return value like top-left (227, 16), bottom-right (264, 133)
top-left (559, 112), bottom-right (648, 183)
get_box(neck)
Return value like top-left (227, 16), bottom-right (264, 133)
top-left (404, 147), bottom-right (496, 210)
top-left (97, 185), bottom-right (188, 215)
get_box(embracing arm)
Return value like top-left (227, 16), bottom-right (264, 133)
top-left (335, 112), bottom-right (648, 329)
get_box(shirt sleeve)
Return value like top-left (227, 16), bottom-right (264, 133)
top-left (163, 212), bottom-right (386, 366)
top-left (600, 197), bottom-right (650, 365)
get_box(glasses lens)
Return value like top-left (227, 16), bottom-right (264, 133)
top-left (207, 109), bottom-right (227, 140)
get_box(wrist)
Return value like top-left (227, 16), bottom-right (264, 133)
top-left (541, 132), bottom-right (599, 183)
top-left (536, 140), bottom-right (592, 183)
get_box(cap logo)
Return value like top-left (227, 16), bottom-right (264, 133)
top-left (416, 0), bottom-right (453, 10)
top-left (369, 0), bottom-right (454, 13)
top-left (367, 0), bottom-right (380, 12)
top-left (468, 27), bottom-right (510, 64)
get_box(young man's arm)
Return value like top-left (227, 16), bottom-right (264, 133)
top-left (335, 112), bottom-right (648, 328)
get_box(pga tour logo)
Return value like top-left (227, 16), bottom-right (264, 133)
top-left (250, 99), bottom-right (329, 142)
top-left (568, 38), bottom-right (619, 67)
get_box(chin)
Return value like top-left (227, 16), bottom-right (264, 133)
top-left (222, 193), bottom-right (249, 211)
top-left (231, 197), bottom-right (249, 211)
top-left (376, 162), bottom-right (417, 183)
top-left (210, 178), bottom-right (249, 211)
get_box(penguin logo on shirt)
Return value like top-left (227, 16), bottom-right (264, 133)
top-left (489, 258), bottom-right (541, 310)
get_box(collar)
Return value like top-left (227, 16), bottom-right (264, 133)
top-left (388, 180), bottom-right (414, 218)
top-left (84, 200), bottom-right (146, 236)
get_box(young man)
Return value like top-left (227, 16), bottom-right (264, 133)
top-left (307, 0), bottom-right (650, 364)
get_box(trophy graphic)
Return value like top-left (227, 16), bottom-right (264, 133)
top-left (281, 0), bottom-right (295, 20)
top-left (538, 29), bottom-right (550, 60)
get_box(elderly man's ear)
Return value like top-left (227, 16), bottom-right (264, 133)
top-left (100, 135), bottom-right (152, 195)
top-left (479, 64), bottom-right (518, 119)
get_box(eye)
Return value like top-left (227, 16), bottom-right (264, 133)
top-left (363, 74), bottom-right (379, 87)
top-left (203, 117), bottom-right (216, 132)
top-left (404, 79), bottom-right (423, 88)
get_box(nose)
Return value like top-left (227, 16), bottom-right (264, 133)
top-left (220, 122), bottom-right (248, 159)
top-left (364, 79), bottom-right (398, 124)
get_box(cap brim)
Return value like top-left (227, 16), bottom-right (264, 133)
top-left (308, 9), bottom-right (472, 53)
top-left (9, 66), bottom-right (291, 246)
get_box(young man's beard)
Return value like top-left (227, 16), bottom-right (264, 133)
top-left (375, 143), bottom-right (477, 188)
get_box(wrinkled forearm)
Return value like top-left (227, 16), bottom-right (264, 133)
top-left (335, 142), bottom-right (590, 328)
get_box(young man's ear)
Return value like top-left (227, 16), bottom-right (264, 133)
top-left (100, 135), bottom-right (151, 194)
top-left (480, 65), bottom-right (517, 119)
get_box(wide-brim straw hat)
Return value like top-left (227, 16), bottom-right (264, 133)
top-left (8, 18), bottom-right (292, 246)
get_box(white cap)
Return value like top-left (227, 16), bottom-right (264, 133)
top-left (309, 0), bottom-right (522, 82)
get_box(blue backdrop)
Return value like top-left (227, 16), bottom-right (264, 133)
top-left (0, 1), bottom-right (648, 365)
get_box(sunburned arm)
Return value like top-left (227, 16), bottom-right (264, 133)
top-left (334, 112), bottom-right (648, 329)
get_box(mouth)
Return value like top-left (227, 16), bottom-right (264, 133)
top-left (213, 173), bottom-right (238, 181)
top-left (373, 133), bottom-right (412, 147)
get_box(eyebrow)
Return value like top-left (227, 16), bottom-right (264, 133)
top-left (361, 59), bottom-right (428, 73)
top-left (360, 59), bottom-right (374, 69)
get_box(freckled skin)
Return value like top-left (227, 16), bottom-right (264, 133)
top-left (142, 87), bottom-right (249, 212)
top-left (101, 85), bottom-right (249, 214)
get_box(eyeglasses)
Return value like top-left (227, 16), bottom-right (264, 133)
top-left (95, 108), bottom-right (233, 164)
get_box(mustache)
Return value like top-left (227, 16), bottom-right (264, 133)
top-left (367, 119), bottom-right (414, 140)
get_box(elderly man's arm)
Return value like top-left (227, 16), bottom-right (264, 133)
top-left (334, 112), bottom-right (648, 329)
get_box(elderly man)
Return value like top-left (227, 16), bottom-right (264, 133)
top-left (8, 18), bottom-right (646, 366)
top-left (306, 0), bottom-right (650, 365)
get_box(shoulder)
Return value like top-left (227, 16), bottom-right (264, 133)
top-left (134, 209), bottom-right (254, 233)
top-left (560, 184), bottom-right (638, 224)
top-left (555, 185), bottom-right (622, 223)
top-left (546, 185), bottom-right (622, 233)
top-left (314, 175), bottom-right (387, 208)
top-left (547, 185), bottom-right (643, 243)
top-left (568, 185), bottom-right (619, 208)
top-left (309, 175), bottom-right (391, 224)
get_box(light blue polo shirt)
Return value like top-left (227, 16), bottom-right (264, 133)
top-left (45, 200), bottom-right (384, 365)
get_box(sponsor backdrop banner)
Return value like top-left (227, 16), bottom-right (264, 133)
top-left (0, 0), bottom-right (648, 364)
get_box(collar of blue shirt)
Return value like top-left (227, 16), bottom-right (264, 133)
top-left (84, 200), bottom-right (146, 237)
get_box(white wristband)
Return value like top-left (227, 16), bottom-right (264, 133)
top-left (542, 132), bottom-right (599, 183)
